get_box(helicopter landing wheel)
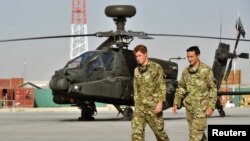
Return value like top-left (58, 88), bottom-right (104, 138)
top-left (79, 111), bottom-right (95, 121)
top-left (78, 101), bottom-right (97, 121)
top-left (122, 106), bottom-right (133, 121)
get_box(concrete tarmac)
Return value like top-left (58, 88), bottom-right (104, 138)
top-left (0, 107), bottom-right (249, 141)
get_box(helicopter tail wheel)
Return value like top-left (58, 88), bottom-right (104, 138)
top-left (78, 101), bottom-right (97, 121)
top-left (217, 108), bottom-right (226, 117)
top-left (215, 98), bottom-right (225, 117)
top-left (122, 106), bottom-right (133, 121)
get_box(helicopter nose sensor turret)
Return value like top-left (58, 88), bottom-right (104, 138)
top-left (49, 69), bottom-right (70, 91)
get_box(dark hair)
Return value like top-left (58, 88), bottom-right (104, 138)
top-left (186, 46), bottom-right (200, 55)
top-left (133, 44), bottom-right (147, 54)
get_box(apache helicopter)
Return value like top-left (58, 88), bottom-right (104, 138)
top-left (1, 5), bottom-right (250, 120)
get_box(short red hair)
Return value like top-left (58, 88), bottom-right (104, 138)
top-left (133, 44), bottom-right (147, 54)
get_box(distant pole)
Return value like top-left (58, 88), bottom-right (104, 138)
top-left (70, 0), bottom-right (88, 59)
top-left (232, 60), bottom-right (236, 91)
top-left (219, 4), bottom-right (223, 43)
top-left (23, 61), bottom-right (27, 81)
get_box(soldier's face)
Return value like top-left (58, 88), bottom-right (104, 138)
top-left (135, 51), bottom-right (148, 65)
top-left (187, 51), bottom-right (199, 67)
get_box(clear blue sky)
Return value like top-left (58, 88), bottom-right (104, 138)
top-left (0, 0), bottom-right (249, 84)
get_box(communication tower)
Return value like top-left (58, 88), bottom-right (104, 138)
top-left (70, 0), bottom-right (88, 59)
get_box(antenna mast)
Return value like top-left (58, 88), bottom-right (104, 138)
top-left (70, 0), bottom-right (88, 59)
top-left (219, 5), bottom-right (223, 43)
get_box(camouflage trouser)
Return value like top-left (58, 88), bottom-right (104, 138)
top-left (131, 110), bottom-right (170, 141)
top-left (186, 109), bottom-right (207, 141)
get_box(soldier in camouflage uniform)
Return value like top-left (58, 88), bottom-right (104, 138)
top-left (132, 44), bottom-right (170, 141)
top-left (172, 46), bottom-right (217, 141)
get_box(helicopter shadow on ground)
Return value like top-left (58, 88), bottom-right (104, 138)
top-left (57, 114), bottom-right (249, 122)
top-left (59, 116), bottom-right (187, 122)
top-left (60, 117), bottom-right (130, 122)
top-left (209, 114), bottom-right (250, 119)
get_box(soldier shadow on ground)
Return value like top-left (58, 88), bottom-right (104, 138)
top-left (60, 116), bottom-right (187, 122)
top-left (163, 117), bottom-right (186, 120)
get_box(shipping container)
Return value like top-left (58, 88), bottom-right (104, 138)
top-left (0, 79), bottom-right (10, 88)
top-left (0, 89), bottom-right (15, 107)
top-left (243, 95), bottom-right (250, 106)
top-left (218, 87), bottom-right (230, 108)
top-left (0, 89), bottom-right (2, 100)
top-left (10, 78), bottom-right (24, 88)
top-left (0, 89), bottom-right (3, 107)
top-left (221, 70), bottom-right (241, 85)
top-left (14, 88), bottom-right (34, 107)
top-left (223, 87), bottom-right (250, 107)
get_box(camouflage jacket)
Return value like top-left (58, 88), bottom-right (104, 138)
top-left (133, 60), bottom-right (166, 111)
top-left (173, 62), bottom-right (217, 110)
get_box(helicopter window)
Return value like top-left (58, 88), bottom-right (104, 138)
top-left (65, 51), bottom-right (95, 69)
top-left (101, 52), bottom-right (114, 71)
top-left (86, 56), bottom-right (102, 78)
top-left (81, 51), bottom-right (95, 62)
top-left (66, 57), bottom-right (81, 69)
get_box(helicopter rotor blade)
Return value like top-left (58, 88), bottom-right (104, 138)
top-left (224, 41), bottom-right (239, 82)
top-left (224, 52), bottom-right (249, 81)
top-left (146, 33), bottom-right (250, 42)
top-left (224, 58), bottom-right (233, 81)
top-left (223, 16), bottom-right (246, 81)
top-left (238, 53), bottom-right (249, 59)
top-left (0, 34), bottom-right (96, 43)
top-left (223, 37), bottom-right (239, 82)
top-left (1, 33), bottom-right (250, 43)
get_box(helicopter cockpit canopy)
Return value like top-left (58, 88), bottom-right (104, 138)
top-left (65, 51), bottom-right (96, 69)
top-left (64, 50), bottom-right (115, 72)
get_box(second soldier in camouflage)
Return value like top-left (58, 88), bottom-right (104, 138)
top-left (172, 46), bottom-right (217, 141)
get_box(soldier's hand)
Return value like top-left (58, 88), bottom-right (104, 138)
top-left (154, 101), bottom-right (163, 114)
top-left (172, 105), bottom-right (178, 114)
top-left (206, 107), bottom-right (214, 117)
